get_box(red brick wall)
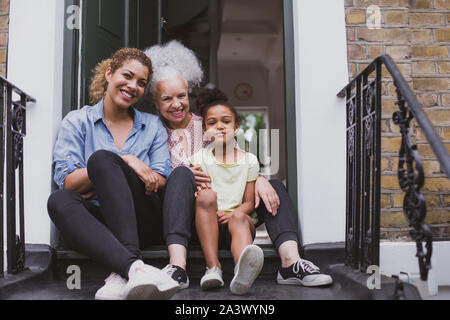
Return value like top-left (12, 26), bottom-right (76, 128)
top-left (0, 0), bottom-right (9, 76)
top-left (345, 0), bottom-right (450, 240)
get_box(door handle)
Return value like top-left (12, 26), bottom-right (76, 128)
top-left (161, 17), bottom-right (168, 32)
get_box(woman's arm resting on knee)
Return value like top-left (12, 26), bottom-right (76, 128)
top-left (255, 176), bottom-right (280, 216)
top-left (64, 168), bottom-right (94, 198)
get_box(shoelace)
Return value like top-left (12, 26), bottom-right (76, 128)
top-left (301, 259), bottom-right (320, 274)
top-left (292, 260), bottom-right (320, 274)
top-left (162, 265), bottom-right (178, 277)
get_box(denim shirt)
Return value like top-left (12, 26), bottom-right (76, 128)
top-left (52, 100), bottom-right (171, 192)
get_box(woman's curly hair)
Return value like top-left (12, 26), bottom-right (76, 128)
top-left (196, 88), bottom-right (240, 126)
top-left (144, 40), bottom-right (204, 97)
top-left (88, 48), bottom-right (153, 105)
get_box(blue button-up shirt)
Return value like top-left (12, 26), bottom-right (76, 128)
top-left (52, 100), bottom-right (171, 192)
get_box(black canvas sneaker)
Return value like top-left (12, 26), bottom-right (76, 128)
top-left (277, 259), bottom-right (333, 287)
top-left (162, 264), bottom-right (190, 289)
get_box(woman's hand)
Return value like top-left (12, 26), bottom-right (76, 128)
top-left (122, 154), bottom-right (159, 195)
top-left (190, 166), bottom-right (212, 187)
top-left (195, 183), bottom-right (212, 197)
top-left (255, 176), bottom-right (280, 216)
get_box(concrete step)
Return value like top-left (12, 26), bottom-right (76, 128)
top-left (55, 245), bottom-right (281, 281)
top-left (1, 243), bottom-right (422, 300)
top-left (54, 242), bottom-right (347, 278)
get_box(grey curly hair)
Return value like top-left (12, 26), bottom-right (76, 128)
top-left (144, 40), bottom-right (204, 97)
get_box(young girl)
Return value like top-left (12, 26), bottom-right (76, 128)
top-left (190, 88), bottom-right (264, 295)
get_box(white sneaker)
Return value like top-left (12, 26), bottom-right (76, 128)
top-left (124, 262), bottom-right (179, 300)
top-left (200, 266), bottom-right (224, 290)
top-left (230, 244), bottom-right (264, 295)
top-left (95, 273), bottom-right (128, 300)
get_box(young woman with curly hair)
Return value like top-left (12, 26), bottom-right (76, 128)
top-left (47, 48), bottom-right (179, 300)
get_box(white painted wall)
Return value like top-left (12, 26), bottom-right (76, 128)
top-left (380, 241), bottom-right (450, 292)
top-left (293, 0), bottom-right (348, 245)
top-left (7, 0), bottom-right (65, 245)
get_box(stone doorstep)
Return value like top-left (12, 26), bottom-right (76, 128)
top-left (0, 243), bottom-right (423, 300)
top-left (55, 245), bottom-right (282, 281)
top-left (54, 242), bottom-right (346, 281)
top-left (55, 245), bottom-right (278, 260)
top-left (327, 264), bottom-right (422, 300)
top-left (0, 243), bottom-right (346, 287)
top-left (54, 242), bottom-right (346, 264)
top-left (0, 244), bottom-right (54, 296)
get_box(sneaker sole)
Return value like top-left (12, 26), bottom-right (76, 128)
top-left (230, 245), bottom-right (264, 295)
top-left (276, 274), bottom-right (333, 287)
top-left (201, 278), bottom-right (224, 290)
top-left (95, 293), bottom-right (125, 300)
top-left (126, 283), bottom-right (179, 300)
top-left (95, 294), bottom-right (124, 300)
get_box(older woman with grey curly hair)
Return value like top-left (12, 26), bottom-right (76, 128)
top-left (148, 40), bottom-right (332, 291)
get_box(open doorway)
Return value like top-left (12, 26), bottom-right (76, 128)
top-left (73, 0), bottom-right (290, 245)
top-left (217, 0), bottom-right (286, 244)
top-left (162, 0), bottom-right (287, 180)
top-left (217, 0), bottom-right (286, 182)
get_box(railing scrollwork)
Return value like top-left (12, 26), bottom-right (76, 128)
top-left (338, 54), bottom-right (450, 281)
top-left (0, 76), bottom-right (35, 278)
top-left (393, 88), bottom-right (432, 281)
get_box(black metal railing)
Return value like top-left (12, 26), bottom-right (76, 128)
top-left (0, 76), bottom-right (35, 278)
top-left (338, 54), bottom-right (450, 281)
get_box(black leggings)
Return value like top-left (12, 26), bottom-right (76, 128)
top-left (163, 167), bottom-right (300, 250)
top-left (47, 150), bottom-right (164, 279)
